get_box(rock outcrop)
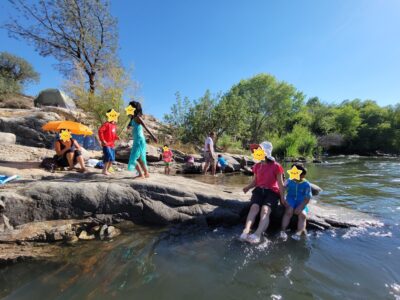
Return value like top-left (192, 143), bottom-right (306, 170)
top-left (115, 142), bottom-right (161, 163)
top-left (0, 109), bottom-right (59, 148)
top-left (0, 132), bottom-right (16, 145)
top-left (0, 172), bottom-right (380, 231)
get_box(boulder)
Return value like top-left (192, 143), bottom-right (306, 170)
top-left (34, 89), bottom-right (76, 110)
top-left (0, 110), bottom-right (60, 148)
top-left (0, 215), bottom-right (13, 232)
top-left (105, 226), bottom-right (121, 239)
top-left (0, 132), bottom-right (16, 145)
top-left (180, 162), bottom-right (203, 174)
top-left (115, 142), bottom-right (161, 163)
top-left (219, 153), bottom-right (241, 172)
top-left (0, 172), bottom-right (380, 231)
top-left (78, 230), bottom-right (95, 241)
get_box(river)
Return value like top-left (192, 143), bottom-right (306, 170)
top-left (1, 157), bottom-right (399, 299)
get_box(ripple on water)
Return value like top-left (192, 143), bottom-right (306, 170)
top-left (369, 231), bottom-right (393, 238)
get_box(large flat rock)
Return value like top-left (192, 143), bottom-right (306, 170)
top-left (0, 171), bottom-right (381, 231)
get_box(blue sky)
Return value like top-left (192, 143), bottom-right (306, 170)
top-left (1, 0), bottom-right (400, 119)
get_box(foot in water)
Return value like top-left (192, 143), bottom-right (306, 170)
top-left (291, 231), bottom-right (305, 241)
top-left (246, 234), bottom-right (261, 244)
top-left (239, 232), bottom-right (249, 242)
top-left (279, 231), bottom-right (288, 241)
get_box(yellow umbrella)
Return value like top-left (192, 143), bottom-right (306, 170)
top-left (42, 121), bottom-right (93, 136)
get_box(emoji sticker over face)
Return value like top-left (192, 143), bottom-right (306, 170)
top-left (125, 105), bottom-right (136, 116)
top-left (287, 166), bottom-right (303, 180)
top-left (106, 109), bottom-right (120, 122)
top-left (163, 146), bottom-right (169, 152)
top-left (59, 129), bottom-right (72, 142)
top-left (252, 147), bottom-right (266, 161)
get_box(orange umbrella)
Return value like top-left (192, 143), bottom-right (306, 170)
top-left (42, 121), bottom-right (93, 136)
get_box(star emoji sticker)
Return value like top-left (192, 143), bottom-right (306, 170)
top-left (106, 109), bottom-right (120, 122)
top-left (252, 147), bottom-right (266, 162)
top-left (287, 166), bottom-right (303, 180)
top-left (125, 105), bottom-right (136, 116)
top-left (59, 129), bottom-right (72, 142)
top-left (163, 146), bottom-right (169, 152)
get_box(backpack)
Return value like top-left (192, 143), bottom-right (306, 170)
top-left (40, 157), bottom-right (57, 173)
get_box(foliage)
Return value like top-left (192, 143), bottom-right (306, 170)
top-left (270, 125), bottom-right (318, 158)
top-left (164, 73), bottom-right (400, 157)
top-left (218, 134), bottom-right (243, 153)
top-left (65, 63), bottom-right (137, 135)
top-left (0, 52), bottom-right (39, 95)
top-left (4, 0), bottom-right (118, 93)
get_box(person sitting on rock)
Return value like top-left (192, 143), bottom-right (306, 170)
top-left (280, 163), bottom-right (312, 240)
top-left (240, 141), bottom-right (286, 244)
top-left (54, 130), bottom-right (86, 173)
top-left (217, 154), bottom-right (227, 172)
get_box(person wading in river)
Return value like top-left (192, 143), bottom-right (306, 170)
top-left (240, 141), bottom-right (286, 244)
top-left (203, 131), bottom-right (217, 176)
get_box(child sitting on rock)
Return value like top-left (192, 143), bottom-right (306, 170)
top-left (280, 163), bottom-right (312, 240)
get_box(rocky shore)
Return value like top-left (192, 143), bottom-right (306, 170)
top-left (0, 106), bottom-right (383, 265)
top-left (0, 161), bottom-right (382, 264)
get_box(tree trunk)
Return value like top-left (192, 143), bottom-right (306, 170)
top-left (89, 73), bottom-right (96, 95)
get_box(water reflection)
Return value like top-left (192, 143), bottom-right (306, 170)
top-left (1, 157), bottom-right (400, 300)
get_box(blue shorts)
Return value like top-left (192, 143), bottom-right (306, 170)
top-left (103, 146), bottom-right (115, 163)
top-left (287, 197), bottom-right (309, 213)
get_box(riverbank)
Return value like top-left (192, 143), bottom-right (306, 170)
top-left (0, 154), bottom-right (383, 265)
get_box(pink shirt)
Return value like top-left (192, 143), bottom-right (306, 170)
top-left (252, 161), bottom-right (284, 194)
top-left (163, 150), bottom-right (173, 162)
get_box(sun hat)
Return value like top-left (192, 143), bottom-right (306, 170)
top-left (260, 141), bottom-right (275, 161)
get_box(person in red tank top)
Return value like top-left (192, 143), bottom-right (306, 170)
top-left (240, 141), bottom-right (287, 244)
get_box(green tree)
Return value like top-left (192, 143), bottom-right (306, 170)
top-left (163, 92), bottom-right (192, 141)
top-left (4, 0), bottom-right (118, 94)
top-left (306, 97), bottom-right (336, 136)
top-left (334, 104), bottom-right (361, 139)
top-left (0, 52), bottom-right (39, 95)
top-left (65, 63), bottom-right (136, 131)
top-left (225, 73), bottom-right (305, 144)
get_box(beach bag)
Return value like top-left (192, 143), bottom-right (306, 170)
top-left (40, 157), bottom-right (57, 172)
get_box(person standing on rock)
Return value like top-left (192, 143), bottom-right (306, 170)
top-left (127, 101), bottom-right (158, 178)
top-left (203, 131), bottom-right (217, 176)
top-left (162, 145), bottom-right (173, 175)
top-left (240, 141), bottom-right (286, 244)
top-left (98, 110), bottom-right (119, 175)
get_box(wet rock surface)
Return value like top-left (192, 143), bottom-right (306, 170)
top-left (0, 168), bottom-right (381, 264)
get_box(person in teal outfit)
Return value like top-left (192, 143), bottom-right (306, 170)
top-left (127, 101), bottom-right (158, 178)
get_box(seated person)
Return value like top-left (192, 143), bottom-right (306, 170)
top-left (54, 132), bottom-right (86, 173)
top-left (217, 154), bottom-right (228, 172)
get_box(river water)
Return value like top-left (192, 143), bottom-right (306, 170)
top-left (1, 157), bottom-right (399, 300)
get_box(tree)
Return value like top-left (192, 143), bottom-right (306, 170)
top-left (0, 51), bottom-right (39, 95)
top-left (334, 104), bottom-right (361, 139)
top-left (225, 74), bottom-right (305, 145)
top-left (163, 92), bottom-right (192, 141)
top-left (4, 0), bottom-right (118, 94)
top-left (65, 62), bottom-right (137, 131)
